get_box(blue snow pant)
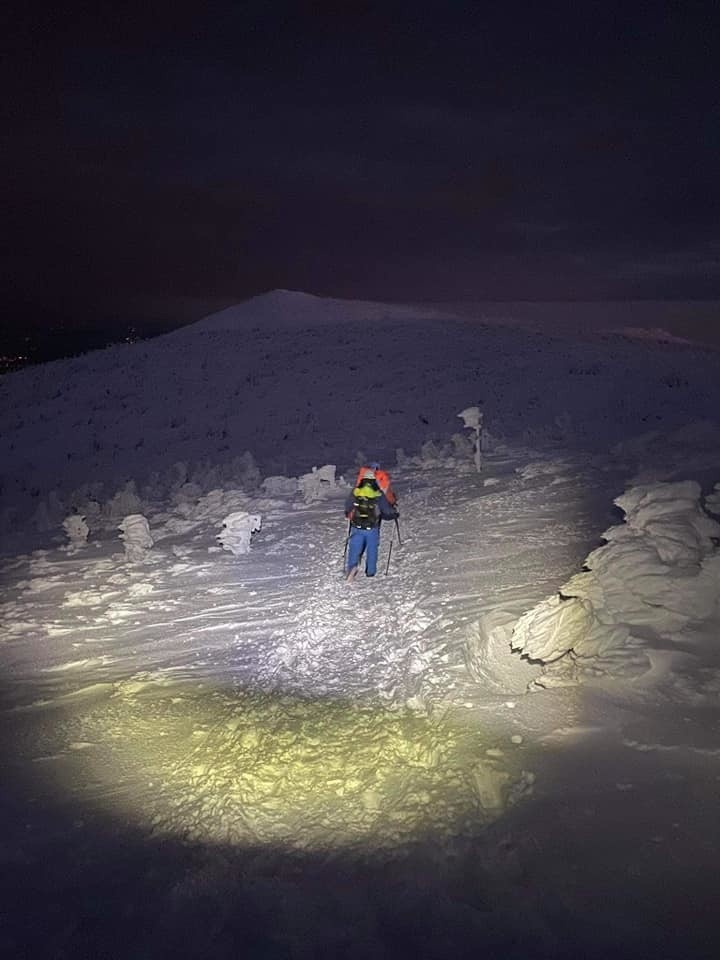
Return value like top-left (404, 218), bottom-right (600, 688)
top-left (346, 525), bottom-right (380, 576)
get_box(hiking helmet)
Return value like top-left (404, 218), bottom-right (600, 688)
top-left (370, 461), bottom-right (381, 470)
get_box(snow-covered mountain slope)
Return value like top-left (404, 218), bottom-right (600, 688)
top-left (1, 291), bottom-right (720, 956)
top-left (2, 290), bottom-right (719, 537)
top-left (1, 444), bottom-right (719, 958)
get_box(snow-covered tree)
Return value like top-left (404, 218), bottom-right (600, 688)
top-left (231, 451), bottom-right (261, 490)
top-left (104, 481), bottom-right (143, 519)
top-left (298, 464), bottom-right (338, 503)
top-left (62, 514), bottom-right (89, 552)
top-left (706, 482), bottom-right (720, 516)
top-left (511, 480), bottom-right (720, 685)
top-left (217, 511), bottom-right (262, 556)
top-left (119, 514), bottom-right (154, 562)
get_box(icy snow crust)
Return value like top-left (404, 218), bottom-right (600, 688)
top-left (1, 291), bottom-right (720, 957)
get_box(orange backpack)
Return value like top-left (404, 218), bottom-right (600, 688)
top-left (355, 466), bottom-right (397, 505)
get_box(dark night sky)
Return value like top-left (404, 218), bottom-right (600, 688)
top-left (4, 1), bottom-right (720, 338)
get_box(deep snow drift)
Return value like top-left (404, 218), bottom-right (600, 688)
top-left (1, 291), bottom-right (720, 959)
top-left (512, 480), bottom-right (720, 682)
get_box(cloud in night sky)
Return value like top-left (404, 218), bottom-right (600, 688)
top-left (4, 1), bottom-right (720, 332)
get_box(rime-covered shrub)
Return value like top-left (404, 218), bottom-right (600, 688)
top-left (171, 482), bottom-right (203, 508)
top-left (261, 476), bottom-right (299, 498)
top-left (62, 514), bottom-right (89, 551)
top-left (298, 464), bottom-right (339, 503)
top-left (66, 494), bottom-right (102, 530)
top-left (231, 451), bottom-right (261, 490)
top-left (706, 482), bottom-right (720, 516)
top-left (187, 489), bottom-right (247, 524)
top-left (68, 481), bottom-right (104, 513)
top-left (420, 440), bottom-right (444, 461)
top-left (168, 462), bottom-right (189, 493)
top-left (141, 470), bottom-right (166, 502)
top-left (119, 514), bottom-right (154, 562)
top-left (33, 490), bottom-right (66, 531)
top-left (104, 481), bottom-right (143, 519)
top-left (190, 461), bottom-right (222, 492)
top-left (217, 511), bottom-right (262, 556)
top-left (450, 432), bottom-right (474, 458)
top-left (511, 480), bottom-right (720, 684)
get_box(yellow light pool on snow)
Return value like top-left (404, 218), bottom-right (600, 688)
top-left (69, 679), bottom-right (518, 852)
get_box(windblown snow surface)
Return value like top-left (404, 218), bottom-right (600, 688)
top-left (1, 291), bottom-right (720, 959)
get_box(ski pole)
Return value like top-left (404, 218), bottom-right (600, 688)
top-left (385, 521), bottom-right (395, 576)
top-left (343, 521), bottom-right (351, 573)
top-left (394, 517), bottom-right (402, 547)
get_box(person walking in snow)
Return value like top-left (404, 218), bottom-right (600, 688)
top-left (344, 468), bottom-right (398, 580)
